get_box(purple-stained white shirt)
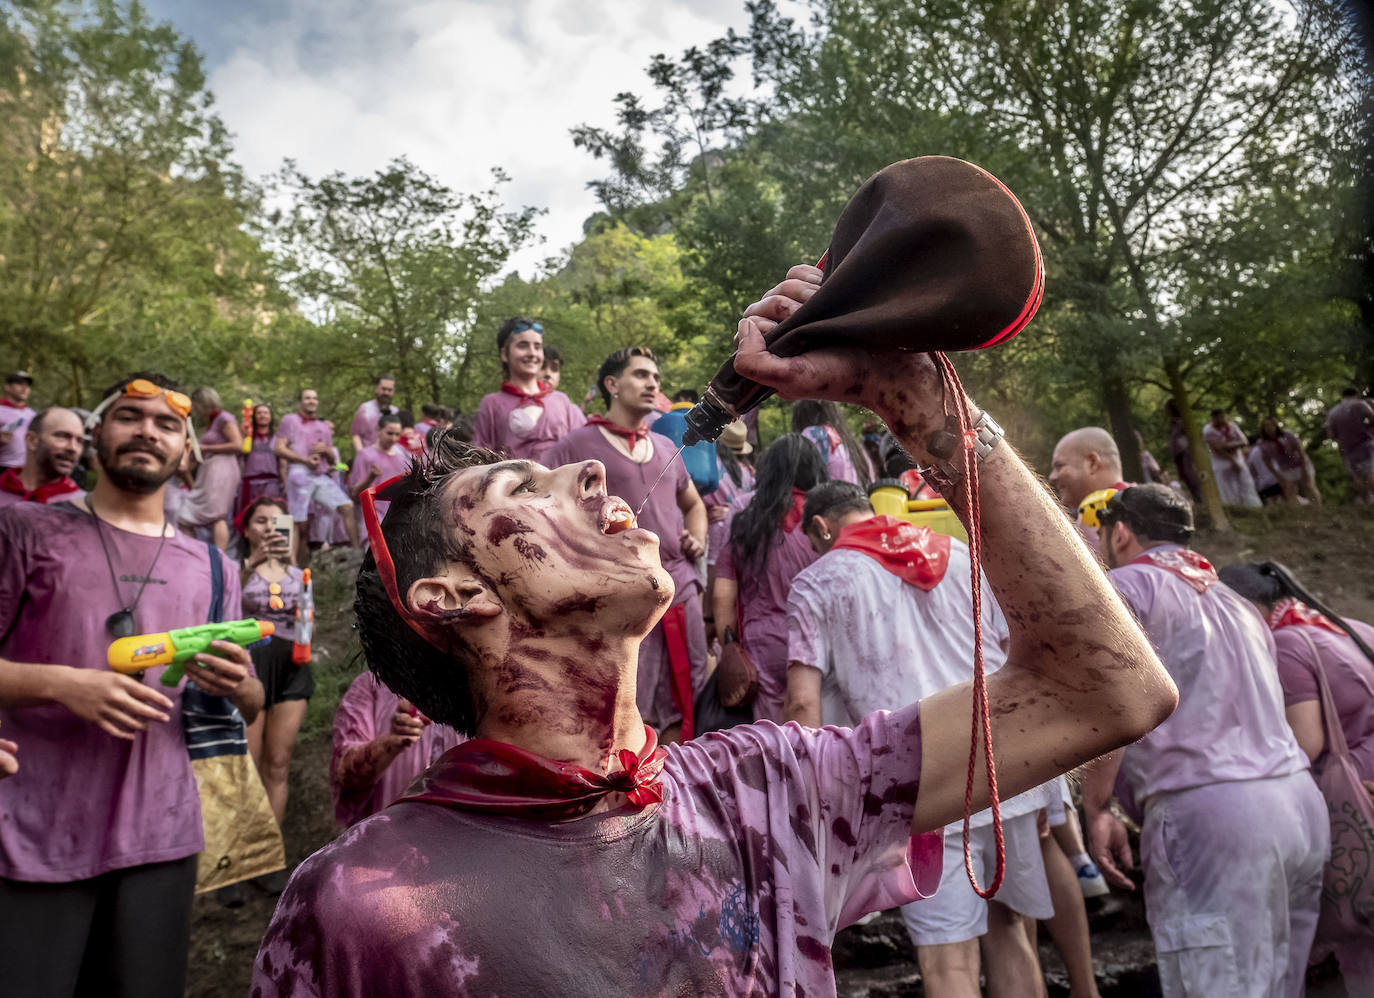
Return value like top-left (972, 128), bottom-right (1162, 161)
top-left (0, 501), bottom-right (245, 881)
top-left (1325, 397), bottom-right (1374, 458)
top-left (345, 442), bottom-right (414, 523)
top-left (254, 706), bottom-right (942, 997)
top-left (1202, 420), bottom-right (1248, 469)
top-left (242, 566), bottom-right (305, 643)
top-left (276, 413), bottom-right (338, 481)
top-left (472, 390), bottom-right (586, 464)
top-left (349, 399), bottom-right (398, 453)
top-left (544, 425), bottom-right (701, 604)
top-left (1274, 618), bottom-right (1374, 781)
top-left (786, 542), bottom-right (1051, 826)
top-left (0, 402), bottom-right (35, 467)
top-left (330, 672), bottom-right (465, 828)
top-left (705, 460), bottom-right (755, 568)
top-left (800, 424), bottom-right (870, 485)
top-left (1108, 547), bottom-right (1308, 822)
top-left (716, 522), bottom-right (819, 720)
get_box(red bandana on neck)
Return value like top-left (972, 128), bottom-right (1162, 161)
top-left (832, 515), bottom-right (951, 590)
top-left (0, 467), bottom-right (80, 504)
top-left (1266, 597), bottom-right (1344, 635)
top-left (0, 399), bottom-right (24, 409)
top-left (587, 414), bottom-right (649, 442)
top-left (781, 488), bottom-right (807, 533)
top-left (396, 726), bottom-right (668, 821)
top-left (501, 381), bottom-right (553, 406)
top-left (1130, 548), bottom-right (1218, 593)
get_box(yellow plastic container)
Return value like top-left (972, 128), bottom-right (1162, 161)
top-left (868, 484), bottom-right (969, 543)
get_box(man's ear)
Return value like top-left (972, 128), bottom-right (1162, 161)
top-left (407, 568), bottom-right (503, 622)
top-left (602, 373), bottom-right (618, 401)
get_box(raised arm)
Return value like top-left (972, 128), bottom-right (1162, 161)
top-left (733, 265), bottom-right (1178, 835)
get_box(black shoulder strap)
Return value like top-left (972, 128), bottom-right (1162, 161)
top-left (206, 540), bottom-right (224, 624)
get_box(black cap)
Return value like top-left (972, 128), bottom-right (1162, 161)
top-left (1100, 483), bottom-right (1194, 544)
top-left (5, 371), bottom-right (32, 385)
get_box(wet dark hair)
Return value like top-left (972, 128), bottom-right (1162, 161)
top-left (377, 412), bottom-right (402, 431)
top-left (673, 389), bottom-right (699, 404)
top-left (596, 346), bottom-right (658, 409)
top-left (791, 400), bottom-right (871, 486)
top-left (729, 433), bottom-right (828, 572)
top-left (1219, 561), bottom-right (1374, 666)
top-left (354, 432), bottom-right (504, 735)
top-left (802, 480), bottom-right (872, 527)
top-left (375, 374), bottom-right (396, 386)
top-left (542, 345), bottom-right (563, 370)
top-left (1098, 483), bottom-right (1194, 545)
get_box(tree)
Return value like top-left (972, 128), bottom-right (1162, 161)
top-left (262, 159), bottom-right (540, 413)
top-left (0, 0), bottom-right (278, 403)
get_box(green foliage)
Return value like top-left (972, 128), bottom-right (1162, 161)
top-left (0, 0), bottom-right (282, 405)
top-left (258, 158), bottom-right (541, 421)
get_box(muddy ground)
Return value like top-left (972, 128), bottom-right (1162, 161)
top-left (187, 505), bottom-right (1373, 998)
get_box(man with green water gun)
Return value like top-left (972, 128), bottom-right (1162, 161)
top-left (0, 371), bottom-right (264, 998)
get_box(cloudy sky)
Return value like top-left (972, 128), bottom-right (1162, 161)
top-left (141, 0), bottom-right (760, 273)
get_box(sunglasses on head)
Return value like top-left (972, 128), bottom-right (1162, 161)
top-left (360, 475), bottom-right (432, 641)
top-left (85, 378), bottom-right (201, 461)
top-left (510, 321), bottom-right (543, 336)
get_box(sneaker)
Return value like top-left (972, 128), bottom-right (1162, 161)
top-left (1075, 860), bottom-right (1110, 898)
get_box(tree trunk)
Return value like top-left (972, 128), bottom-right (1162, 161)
top-left (1103, 374), bottom-right (1142, 482)
top-left (1163, 356), bottom-right (1231, 531)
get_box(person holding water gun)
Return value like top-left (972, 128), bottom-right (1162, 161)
top-left (0, 370), bottom-right (263, 998)
top-left (234, 496), bottom-right (313, 870)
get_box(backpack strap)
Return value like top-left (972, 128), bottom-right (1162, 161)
top-left (206, 540), bottom-right (224, 624)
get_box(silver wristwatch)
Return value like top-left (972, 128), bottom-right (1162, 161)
top-left (918, 410), bottom-right (1005, 495)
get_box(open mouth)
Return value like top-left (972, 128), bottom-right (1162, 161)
top-left (599, 498), bottom-right (637, 535)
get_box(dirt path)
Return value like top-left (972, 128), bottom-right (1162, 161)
top-left (187, 507), bottom-right (1374, 998)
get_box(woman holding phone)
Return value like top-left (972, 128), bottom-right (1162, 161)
top-left (236, 495), bottom-right (312, 889)
top-left (471, 316), bottom-right (585, 462)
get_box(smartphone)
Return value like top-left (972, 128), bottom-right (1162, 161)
top-left (270, 513), bottom-right (293, 546)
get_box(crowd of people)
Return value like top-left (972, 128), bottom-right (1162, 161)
top-left (0, 280), bottom-right (1372, 998)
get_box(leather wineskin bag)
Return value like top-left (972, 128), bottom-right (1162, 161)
top-left (716, 626), bottom-right (759, 709)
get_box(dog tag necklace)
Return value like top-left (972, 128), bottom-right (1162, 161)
top-left (90, 496), bottom-right (169, 639)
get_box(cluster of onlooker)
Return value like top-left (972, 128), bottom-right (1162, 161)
top-left (1, 334), bottom-right (1371, 998)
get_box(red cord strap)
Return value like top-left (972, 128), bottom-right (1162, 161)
top-left (933, 351), bottom-right (1005, 899)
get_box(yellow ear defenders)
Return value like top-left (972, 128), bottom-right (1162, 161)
top-left (1077, 488), bottom-right (1119, 528)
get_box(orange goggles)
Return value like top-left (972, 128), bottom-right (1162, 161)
top-left (122, 378), bottom-right (192, 417)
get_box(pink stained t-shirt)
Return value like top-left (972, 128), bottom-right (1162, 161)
top-left (344, 442), bottom-right (414, 522)
top-left (1258, 431), bottom-right (1306, 474)
top-left (801, 424), bottom-right (869, 485)
top-left (1325, 396), bottom-right (1374, 457)
top-left (0, 400), bottom-right (36, 468)
top-left (349, 399), bottom-right (397, 453)
top-left (330, 672), bottom-right (466, 828)
top-left (471, 389), bottom-right (587, 464)
top-left (0, 500), bottom-right (245, 882)
top-left (1107, 548), bottom-right (1309, 822)
top-left (544, 425), bottom-right (701, 604)
top-left (253, 706), bottom-right (942, 997)
top-left (1273, 618), bottom-right (1374, 781)
top-left (705, 460), bottom-right (755, 568)
top-left (275, 412), bottom-right (337, 480)
top-left (716, 521), bottom-right (819, 720)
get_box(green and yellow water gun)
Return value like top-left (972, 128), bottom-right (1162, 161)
top-left (108, 619), bottom-right (274, 686)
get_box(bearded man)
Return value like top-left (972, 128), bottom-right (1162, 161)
top-left (0, 372), bottom-right (264, 998)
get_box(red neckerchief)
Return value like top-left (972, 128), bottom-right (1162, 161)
top-left (207, 408), bottom-right (223, 423)
top-left (0, 399), bottom-right (24, 409)
top-left (832, 514), bottom-right (951, 590)
top-left (396, 725), bottom-right (668, 820)
top-left (501, 381), bottom-right (554, 406)
top-left (1266, 597), bottom-right (1344, 636)
top-left (587, 414), bottom-right (649, 442)
top-left (898, 469), bottom-right (940, 499)
top-left (1130, 547), bottom-right (1218, 593)
top-left (0, 467), bottom-right (80, 503)
top-left (781, 488), bottom-right (808, 533)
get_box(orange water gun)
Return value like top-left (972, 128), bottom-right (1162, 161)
top-left (292, 569), bottom-right (314, 665)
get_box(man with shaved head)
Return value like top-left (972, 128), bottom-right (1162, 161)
top-left (1049, 427), bottom-right (1127, 514)
top-left (0, 407), bottom-right (86, 506)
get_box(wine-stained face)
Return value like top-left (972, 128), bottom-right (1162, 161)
top-left (407, 459), bottom-right (674, 640)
